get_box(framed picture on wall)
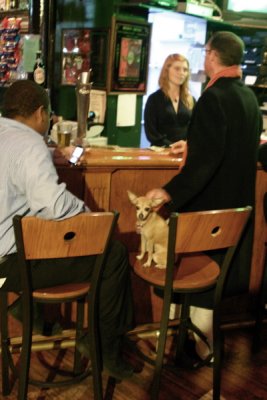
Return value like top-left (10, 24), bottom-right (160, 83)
top-left (108, 17), bottom-right (151, 94)
top-left (61, 28), bottom-right (109, 88)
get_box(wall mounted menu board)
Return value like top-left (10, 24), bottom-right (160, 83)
top-left (108, 17), bottom-right (151, 93)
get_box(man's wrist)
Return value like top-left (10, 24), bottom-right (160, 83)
top-left (165, 199), bottom-right (175, 211)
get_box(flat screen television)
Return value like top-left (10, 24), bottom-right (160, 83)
top-left (223, 0), bottom-right (267, 23)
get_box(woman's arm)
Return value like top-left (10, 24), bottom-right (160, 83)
top-left (144, 94), bottom-right (172, 147)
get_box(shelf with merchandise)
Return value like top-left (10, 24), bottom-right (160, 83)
top-left (0, 14), bottom-right (27, 85)
top-left (0, 9), bottom-right (28, 16)
top-left (0, 9), bottom-right (28, 32)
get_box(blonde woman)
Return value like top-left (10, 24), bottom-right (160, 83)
top-left (144, 53), bottom-right (195, 147)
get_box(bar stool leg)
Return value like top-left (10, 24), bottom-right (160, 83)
top-left (73, 297), bottom-right (85, 375)
top-left (18, 296), bottom-right (33, 400)
top-left (0, 293), bottom-right (12, 395)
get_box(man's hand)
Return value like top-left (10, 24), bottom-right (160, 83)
top-left (52, 146), bottom-right (75, 165)
top-left (145, 188), bottom-right (171, 211)
top-left (53, 146), bottom-right (88, 166)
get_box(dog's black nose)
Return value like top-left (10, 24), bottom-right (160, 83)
top-left (139, 213), bottom-right (145, 220)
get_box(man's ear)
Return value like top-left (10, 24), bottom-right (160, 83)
top-left (34, 105), bottom-right (45, 123)
top-left (31, 105), bottom-right (47, 134)
top-left (210, 49), bottom-right (219, 64)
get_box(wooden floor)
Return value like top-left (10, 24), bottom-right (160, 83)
top-left (1, 324), bottom-right (267, 400)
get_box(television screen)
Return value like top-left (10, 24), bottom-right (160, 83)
top-left (223, 0), bottom-right (267, 25)
top-left (226, 0), bottom-right (267, 14)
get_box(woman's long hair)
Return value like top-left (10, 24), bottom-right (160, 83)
top-left (158, 53), bottom-right (194, 109)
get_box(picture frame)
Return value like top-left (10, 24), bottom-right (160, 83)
top-left (108, 17), bottom-right (151, 94)
top-left (61, 28), bottom-right (109, 88)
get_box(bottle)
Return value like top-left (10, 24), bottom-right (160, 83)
top-left (18, 0), bottom-right (28, 9)
top-left (16, 59), bottom-right (28, 80)
top-left (9, 0), bottom-right (17, 9)
top-left (33, 51), bottom-right (45, 86)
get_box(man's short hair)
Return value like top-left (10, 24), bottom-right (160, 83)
top-left (1, 80), bottom-right (49, 119)
top-left (208, 31), bottom-right (244, 66)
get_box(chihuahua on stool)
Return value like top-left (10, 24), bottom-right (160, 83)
top-left (127, 190), bottom-right (168, 268)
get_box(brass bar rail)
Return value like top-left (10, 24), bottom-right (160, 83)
top-left (1, 317), bottom-right (262, 355)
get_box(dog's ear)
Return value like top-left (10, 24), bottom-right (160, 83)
top-left (151, 197), bottom-right (164, 208)
top-left (127, 190), bottom-right (138, 205)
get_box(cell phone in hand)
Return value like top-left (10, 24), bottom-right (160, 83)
top-left (69, 146), bottom-right (84, 165)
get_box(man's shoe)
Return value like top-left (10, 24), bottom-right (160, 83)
top-left (76, 333), bottom-right (91, 358)
top-left (77, 333), bottom-right (134, 380)
top-left (104, 358), bottom-right (134, 381)
top-left (175, 335), bottom-right (214, 370)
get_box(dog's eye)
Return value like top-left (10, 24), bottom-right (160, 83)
top-left (145, 207), bottom-right (151, 212)
top-left (136, 206), bottom-right (140, 210)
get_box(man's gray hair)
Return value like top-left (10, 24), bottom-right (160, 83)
top-left (208, 31), bottom-right (244, 66)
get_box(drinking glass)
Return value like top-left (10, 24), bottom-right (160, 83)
top-left (57, 122), bottom-right (72, 147)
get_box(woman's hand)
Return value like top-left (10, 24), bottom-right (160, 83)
top-left (169, 140), bottom-right (186, 155)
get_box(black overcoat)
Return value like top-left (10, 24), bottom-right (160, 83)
top-left (163, 77), bottom-right (262, 306)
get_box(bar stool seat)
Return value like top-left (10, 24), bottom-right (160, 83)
top-left (33, 283), bottom-right (90, 300)
top-left (133, 253), bottom-right (220, 290)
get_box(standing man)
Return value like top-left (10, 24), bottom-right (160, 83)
top-left (146, 31), bottom-right (262, 361)
top-left (0, 80), bottom-right (134, 380)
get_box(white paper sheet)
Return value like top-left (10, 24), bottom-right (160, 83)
top-left (0, 278), bottom-right (6, 288)
top-left (89, 90), bottom-right (107, 124)
top-left (116, 94), bottom-right (137, 127)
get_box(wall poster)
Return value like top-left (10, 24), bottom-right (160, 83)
top-left (61, 28), bottom-right (109, 88)
top-left (108, 17), bottom-right (151, 93)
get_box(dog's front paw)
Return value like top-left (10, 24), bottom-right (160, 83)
top-left (143, 261), bottom-right (151, 267)
top-left (155, 263), bottom-right (166, 269)
top-left (136, 254), bottom-right (144, 260)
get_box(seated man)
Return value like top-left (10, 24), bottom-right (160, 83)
top-left (0, 80), bottom-right (134, 380)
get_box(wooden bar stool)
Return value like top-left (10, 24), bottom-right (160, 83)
top-left (253, 192), bottom-right (267, 351)
top-left (132, 206), bottom-right (252, 400)
top-left (0, 211), bottom-right (118, 400)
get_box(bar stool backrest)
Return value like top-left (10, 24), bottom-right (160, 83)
top-left (173, 207), bottom-right (252, 254)
top-left (15, 212), bottom-right (116, 260)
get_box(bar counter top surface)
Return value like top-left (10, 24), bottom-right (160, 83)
top-left (79, 146), bottom-right (183, 168)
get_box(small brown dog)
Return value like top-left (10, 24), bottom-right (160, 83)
top-left (127, 190), bottom-right (168, 268)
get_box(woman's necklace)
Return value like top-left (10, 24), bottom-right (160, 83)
top-left (170, 95), bottom-right (179, 112)
top-left (168, 88), bottom-right (179, 109)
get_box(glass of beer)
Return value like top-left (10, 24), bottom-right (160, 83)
top-left (57, 122), bottom-right (72, 147)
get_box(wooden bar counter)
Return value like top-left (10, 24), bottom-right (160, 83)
top-left (55, 146), bottom-right (267, 324)
top-left (57, 146), bottom-right (181, 254)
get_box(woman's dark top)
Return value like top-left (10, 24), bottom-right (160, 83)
top-left (144, 89), bottom-right (193, 147)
